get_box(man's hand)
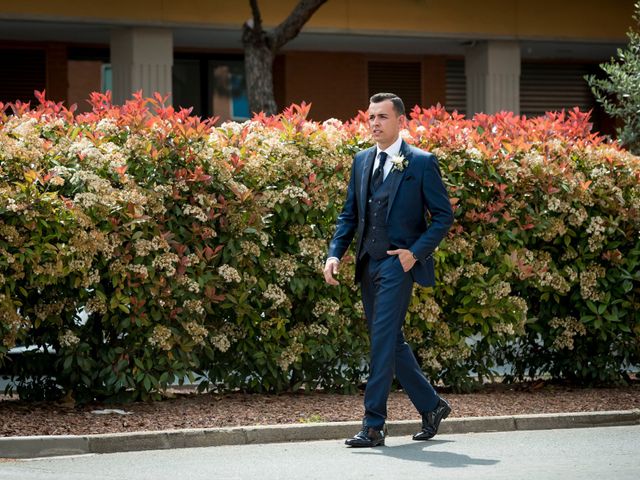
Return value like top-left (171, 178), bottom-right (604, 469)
top-left (387, 249), bottom-right (417, 272)
top-left (323, 258), bottom-right (340, 285)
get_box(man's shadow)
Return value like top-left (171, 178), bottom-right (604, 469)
top-left (350, 440), bottom-right (500, 468)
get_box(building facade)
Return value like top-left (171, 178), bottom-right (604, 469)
top-left (0, 0), bottom-right (634, 135)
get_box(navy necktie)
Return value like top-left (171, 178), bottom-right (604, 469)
top-left (370, 151), bottom-right (388, 194)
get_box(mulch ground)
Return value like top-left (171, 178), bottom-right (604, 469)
top-left (1, 382), bottom-right (639, 437)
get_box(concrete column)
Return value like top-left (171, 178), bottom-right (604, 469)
top-left (110, 27), bottom-right (173, 105)
top-left (465, 40), bottom-right (520, 115)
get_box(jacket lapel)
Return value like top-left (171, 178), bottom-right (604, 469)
top-left (359, 148), bottom-right (376, 218)
top-left (385, 140), bottom-right (411, 221)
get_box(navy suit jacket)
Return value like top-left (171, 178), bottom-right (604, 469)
top-left (328, 140), bottom-right (454, 287)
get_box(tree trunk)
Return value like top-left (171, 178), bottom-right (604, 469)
top-left (243, 38), bottom-right (277, 116)
top-left (241, 0), bottom-right (328, 116)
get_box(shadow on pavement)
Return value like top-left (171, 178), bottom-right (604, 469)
top-left (350, 439), bottom-right (500, 468)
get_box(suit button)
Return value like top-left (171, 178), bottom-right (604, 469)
top-left (377, 201), bottom-right (381, 205)
top-left (372, 226), bottom-right (376, 230)
top-left (372, 239), bottom-right (376, 243)
top-left (374, 213), bottom-right (377, 217)
top-left (368, 199), bottom-right (372, 203)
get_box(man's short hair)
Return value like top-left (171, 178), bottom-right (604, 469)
top-left (369, 92), bottom-right (405, 116)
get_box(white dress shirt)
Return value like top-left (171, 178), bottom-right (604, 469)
top-left (326, 136), bottom-right (403, 265)
top-left (374, 135), bottom-right (403, 181)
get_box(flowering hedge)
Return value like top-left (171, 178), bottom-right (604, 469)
top-left (1, 92), bottom-right (638, 402)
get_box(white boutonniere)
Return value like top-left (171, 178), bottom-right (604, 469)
top-left (389, 154), bottom-right (408, 172)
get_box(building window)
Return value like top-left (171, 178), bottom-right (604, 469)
top-left (173, 58), bottom-right (203, 116)
top-left (101, 64), bottom-right (112, 94)
top-left (367, 61), bottom-right (421, 111)
top-left (445, 59), bottom-right (466, 115)
top-left (173, 55), bottom-right (249, 122)
top-left (0, 48), bottom-right (46, 104)
top-left (210, 60), bottom-right (249, 121)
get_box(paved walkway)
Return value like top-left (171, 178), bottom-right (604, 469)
top-left (1, 410), bottom-right (639, 459)
top-left (1, 425), bottom-right (638, 480)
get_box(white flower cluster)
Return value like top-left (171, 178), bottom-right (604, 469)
top-left (127, 264), bottom-right (149, 279)
top-left (183, 204), bottom-right (208, 222)
top-left (443, 266), bottom-right (464, 285)
top-left (68, 137), bottom-right (105, 168)
top-left (464, 262), bottom-right (489, 278)
top-left (95, 118), bottom-right (119, 135)
top-left (537, 218), bottom-right (567, 242)
top-left (152, 252), bottom-right (180, 277)
top-left (277, 341), bottom-right (304, 371)
top-left (176, 275), bottom-right (201, 293)
top-left (85, 296), bottom-right (107, 315)
top-left (549, 316), bottom-right (587, 350)
top-left (589, 165), bottom-right (610, 179)
top-left (211, 333), bottom-right (231, 352)
top-left (560, 266), bottom-right (577, 283)
top-left (312, 298), bottom-right (340, 318)
top-left (447, 236), bottom-right (473, 257)
top-left (240, 240), bottom-right (261, 258)
top-left (352, 300), bottom-right (364, 317)
top-left (492, 322), bottom-right (516, 336)
top-left (262, 283), bottom-right (291, 309)
top-left (183, 299), bottom-right (205, 316)
top-left (267, 186), bottom-right (310, 207)
top-left (489, 281), bottom-right (512, 299)
top-left (538, 270), bottom-right (571, 294)
top-left (579, 265), bottom-right (605, 301)
top-left (34, 301), bottom-right (64, 321)
top-left (269, 254), bottom-right (298, 285)
top-left (418, 348), bottom-right (442, 371)
top-left (547, 197), bottom-right (570, 213)
top-left (11, 117), bottom-right (39, 139)
top-left (409, 296), bottom-right (441, 323)
top-left (290, 322), bottom-right (329, 338)
top-left (218, 264), bottom-right (242, 283)
top-left (0, 224), bottom-right (20, 243)
top-left (585, 216), bottom-right (607, 252)
top-left (58, 330), bottom-right (80, 348)
top-left (560, 249), bottom-right (578, 261)
top-left (149, 325), bottom-right (173, 351)
top-left (481, 234), bottom-right (500, 256)
top-left (81, 269), bottom-right (101, 289)
top-left (134, 237), bottom-right (169, 257)
top-left (508, 296), bottom-right (529, 321)
top-left (183, 320), bottom-right (208, 345)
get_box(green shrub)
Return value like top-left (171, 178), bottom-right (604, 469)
top-left (0, 93), bottom-right (638, 402)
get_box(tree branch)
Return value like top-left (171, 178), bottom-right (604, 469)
top-left (249, 0), bottom-right (263, 33)
top-left (272, 0), bottom-right (328, 52)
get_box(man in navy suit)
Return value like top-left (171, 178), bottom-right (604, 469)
top-left (324, 93), bottom-right (454, 447)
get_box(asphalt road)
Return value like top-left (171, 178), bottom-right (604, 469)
top-left (1, 425), bottom-right (638, 480)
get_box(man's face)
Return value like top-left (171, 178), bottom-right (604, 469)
top-left (368, 100), bottom-right (403, 147)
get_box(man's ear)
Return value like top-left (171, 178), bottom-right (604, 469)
top-left (399, 115), bottom-right (407, 128)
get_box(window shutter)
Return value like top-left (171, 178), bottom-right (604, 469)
top-left (445, 59), bottom-right (466, 115)
top-left (368, 61), bottom-right (421, 110)
top-left (520, 63), bottom-right (595, 117)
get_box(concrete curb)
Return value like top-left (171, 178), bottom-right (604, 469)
top-left (1, 409), bottom-right (638, 459)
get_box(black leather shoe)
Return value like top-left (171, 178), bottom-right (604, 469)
top-left (345, 425), bottom-right (386, 447)
top-left (412, 398), bottom-right (451, 441)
